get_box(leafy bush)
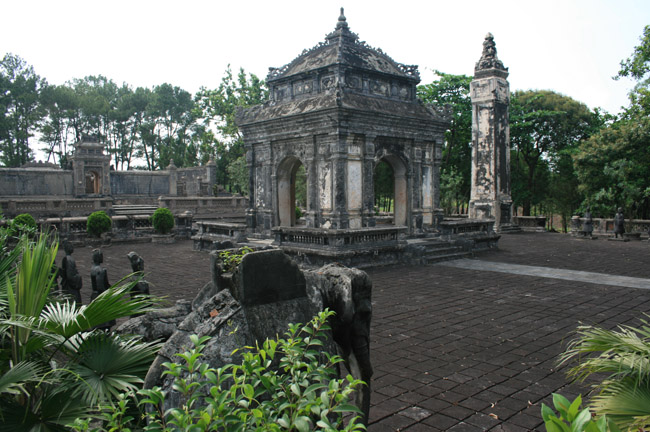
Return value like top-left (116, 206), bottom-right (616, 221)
top-left (71, 310), bottom-right (365, 431)
top-left (13, 213), bottom-right (36, 230)
top-left (0, 232), bottom-right (159, 431)
top-left (86, 210), bottom-right (112, 238)
top-left (559, 318), bottom-right (650, 431)
top-left (219, 246), bottom-right (253, 273)
top-left (541, 394), bottom-right (619, 432)
top-left (151, 207), bottom-right (174, 234)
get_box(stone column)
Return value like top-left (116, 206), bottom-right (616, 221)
top-left (362, 135), bottom-right (376, 227)
top-left (167, 160), bottom-right (178, 196)
top-left (469, 33), bottom-right (514, 232)
top-left (245, 148), bottom-right (256, 230)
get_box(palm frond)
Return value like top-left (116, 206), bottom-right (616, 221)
top-left (39, 277), bottom-right (158, 338)
top-left (0, 361), bottom-right (47, 396)
top-left (560, 323), bottom-right (650, 384)
top-left (590, 379), bottom-right (650, 431)
top-left (63, 331), bottom-right (161, 406)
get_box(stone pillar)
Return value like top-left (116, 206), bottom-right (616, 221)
top-left (469, 33), bottom-right (514, 233)
top-left (245, 148), bottom-right (256, 230)
top-left (167, 159), bottom-right (178, 196)
top-left (362, 135), bottom-right (376, 227)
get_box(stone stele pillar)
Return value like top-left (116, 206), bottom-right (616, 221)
top-left (469, 33), bottom-right (515, 232)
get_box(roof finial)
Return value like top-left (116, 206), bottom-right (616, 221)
top-left (336, 7), bottom-right (348, 30)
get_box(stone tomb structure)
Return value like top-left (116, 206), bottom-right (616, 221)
top-left (236, 10), bottom-right (450, 239)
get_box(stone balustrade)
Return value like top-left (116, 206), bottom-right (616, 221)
top-left (513, 216), bottom-right (547, 231)
top-left (571, 216), bottom-right (650, 238)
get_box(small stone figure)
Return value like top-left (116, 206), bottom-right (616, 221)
top-left (582, 206), bottom-right (593, 238)
top-left (614, 207), bottom-right (625, 238)
top-left (59, 241), bottom-right (82, 303)
top-left (127, 251), bottom-right (150, 297)
top-left (90, 249), bottom-right (115, 330)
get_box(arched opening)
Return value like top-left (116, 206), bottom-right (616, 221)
top-left (85, 170), bottom-right (101, 194)
top-left (374, 156), bottom-right (407, 226)
top-left (277, 157), bottom-right (307, 227)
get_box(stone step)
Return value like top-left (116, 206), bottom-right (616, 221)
top-left (424, 250), bottom-right (473, 264)
top-left (423, 246), bottom-right (465, 257)
top-left (113, 205), bottom-right (159, 215)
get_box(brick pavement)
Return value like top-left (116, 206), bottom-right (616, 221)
top-left (55, 233), bottom-right (650, 431)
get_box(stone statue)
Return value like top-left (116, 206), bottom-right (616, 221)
top-left (314, 264), bottom-right (373, 426)
top-left (127, 251), bottom-right (150, 297)
top-left (614, 207), bottom-right (625, 238)
top-left (582, 206), bottom-right (593, 237)
top-left (59, 241), bottom-right (82, 303)
top-left (90, 249), bottom-right (115, 330)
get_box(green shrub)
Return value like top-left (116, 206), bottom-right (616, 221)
top-left (0, 232), bottom-right (159, 430)
top-left (86, 211), bottom-right (112, 238)
top-left (219, 246), bottom-right (253, 273)
top-left (71, 310), bottom-right (365, 431)
top-left (541, 394), bottom-right (619, 432)
top-left (13, 213), bottom-right (36, 230)
top-left (151, 207), bottom-right (174, 234)
top-left (11, 213), bottom-right (37, 237)
top-left (296, 206), bottom-right (303, 220)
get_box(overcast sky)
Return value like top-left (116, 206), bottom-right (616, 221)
top-left (2, 0), bottom-right (648, 115)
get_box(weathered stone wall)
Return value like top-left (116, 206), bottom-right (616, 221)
top-left (0, 168), bottom-right (73, 196)
top-left (110, 171), bottom-right (170, 196)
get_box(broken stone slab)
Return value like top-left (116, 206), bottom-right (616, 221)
top-left (138, 248), bottom-right (373, 425)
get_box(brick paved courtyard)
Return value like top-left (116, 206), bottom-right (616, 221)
top-left (59, 232), bottom-right (650, 431)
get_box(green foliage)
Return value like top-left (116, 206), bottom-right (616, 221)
top-left (194, 66), bottom-right (268, 191)
top-left (0, 233), bottom-right (160, 430)
top-left (0, 53), bottom-right (46, 167)
top-left (541, 394), bottom-right (619, 432)
top-left (151, 207), bottom-right (174, 234)
top-left (440, 167), bottom-right (464, 216)
top-left (86, 210), bottom-right (112, 238)
top-left (559, 317), bottom-right (650, 431)
top-left (296, 206), bottom-right (303, 220)
top-left (226, 155), bottom-right (249, 195)
top-left (418, 71), bottom-right (473, 212)
top-left (295, 164), bottom-right (307, 209)
top-left (12, 213), bottom-right (35, 230)
top-left (510, 90), bottom-right (599, 217)
top-left (10, 213), bottom-right (37, 237)
top-left (574, 115), bottom-right (650, 218)
top-left (218, 246), bottom-right (253, 273)
top-left (374, 161), bottom-right (393, 213)
top-left (72, 310), bottom-right (365, 431)
top-left (575, 26), bottom-right (650, 220)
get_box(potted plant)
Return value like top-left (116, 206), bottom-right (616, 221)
top-left (86, 210), bottom-right (112, 244)
top-left (151, 207), bottom-right (175, 243)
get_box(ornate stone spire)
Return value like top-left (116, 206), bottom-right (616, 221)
top-left (336, 7), bottom-right (348, 30)
top-left (475, 33), bottom-right (508, 77)
top-left (326, 7), bottom-right (358, 44)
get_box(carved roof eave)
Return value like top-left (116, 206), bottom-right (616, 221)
top-left (235, 92), bottom-right (449, 127)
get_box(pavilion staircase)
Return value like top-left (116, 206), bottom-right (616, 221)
top-left (112, 204), bottom-right (158, 216)
top-left (409, 238), bottom-right (473, 265)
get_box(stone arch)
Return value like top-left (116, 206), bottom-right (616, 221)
top-left (276, 156), bottom-right (307, 227)
top-left (85, 169), bottom-right (101, 194)
top-left (375, 154), bottom-right (408, 227)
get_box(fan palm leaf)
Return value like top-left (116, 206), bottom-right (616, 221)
top-left (560, 318), bottom-right (650, 431)
top-left (0, 360), bottom-right (46, 396)
top-left (38, 276), bottom-right (158, 338)
top-left (62, 331), bottom-right (161, 406)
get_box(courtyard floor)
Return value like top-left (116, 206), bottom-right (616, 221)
top-left (58, 232), bottom-right (650, 431)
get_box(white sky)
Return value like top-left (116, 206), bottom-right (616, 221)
top-left (2, 0), bottom-right (648, 115)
